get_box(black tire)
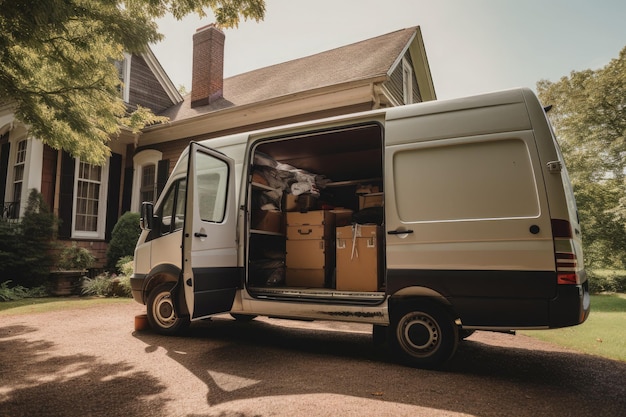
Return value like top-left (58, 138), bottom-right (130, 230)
top-left (230, 313), bottom-right (257, 321)
top-left (389, 300), bottom-right (459, 368)
top-left (146, 283), bottom-right (190, 335)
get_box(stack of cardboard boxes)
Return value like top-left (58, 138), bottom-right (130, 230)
top-left (285, 210), bottom-right (336, 287)
top-left (285, 201), bottom-right (383, 291)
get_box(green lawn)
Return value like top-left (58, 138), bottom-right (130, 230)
top-left (0, 296), bottom-right (133, 315)
top-left (521, 294), bottom-right (626, 362)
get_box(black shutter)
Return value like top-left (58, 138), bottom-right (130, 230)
top-left (58, 151), bottom-right (75, 239)
top-left (156, 159), bottom-right (170, 199)
top-left (105, 153), bottom-right (122, 241)
top-left (121, 166), bottom-right (133, 214)
top-left (0, 141), bottom-right (10, 207)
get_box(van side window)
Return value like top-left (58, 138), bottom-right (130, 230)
top-left (157, 178), bottom-right (187, 235)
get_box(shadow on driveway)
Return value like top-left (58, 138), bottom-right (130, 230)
top-left (132, 316), bottom-right (626, 417)
top-left (0, 324), bottom-right (168, 417)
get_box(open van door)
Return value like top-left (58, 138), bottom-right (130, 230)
top-left (183, 142), bottom-right (239, 320)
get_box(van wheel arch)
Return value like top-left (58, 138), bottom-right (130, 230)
top-left (388, 296), bottom-right (459, 368)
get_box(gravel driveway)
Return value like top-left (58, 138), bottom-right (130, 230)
top-left (1, 299), bottom-right (625, 417)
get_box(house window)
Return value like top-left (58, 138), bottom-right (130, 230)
top-left (113, 53), bottom-right (131, 102)
top-left (73, 159), bottom-right (109, 238)
top-left (402, 57), bottom-right (413, 105)
top-left (12, 140), bottom-right (27, 212)
top-left (140, 163), bottom-right (156, 204)
top-left (132, 149), bottom-right (162, 212)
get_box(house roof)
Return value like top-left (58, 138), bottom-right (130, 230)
top-left (159, 26), bottom-right (419, 122)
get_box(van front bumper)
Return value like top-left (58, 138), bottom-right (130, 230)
top-left (130, 273), bottom-right (147, 304)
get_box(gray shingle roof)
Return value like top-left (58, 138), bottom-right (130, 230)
top-left (160, 26), bottom-right (417, 121)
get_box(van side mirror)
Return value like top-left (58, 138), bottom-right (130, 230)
top-left (140, 202), bottom-right (155, 231)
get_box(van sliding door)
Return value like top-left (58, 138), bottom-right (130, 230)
top-left (384, 106), bottom-right (555, 327)
top-left (183, 142), bottom-right (239, 319)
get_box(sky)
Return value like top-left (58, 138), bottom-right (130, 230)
top-left (151, 0), bottom-right (626, 100)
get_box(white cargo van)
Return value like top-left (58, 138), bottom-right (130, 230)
top-left (131, 88), bottom-right (590, 368)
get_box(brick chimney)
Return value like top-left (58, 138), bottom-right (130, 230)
top-left (191, 24), bottom-right (225, 108)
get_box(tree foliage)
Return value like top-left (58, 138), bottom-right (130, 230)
top-left (0, 0), bottom-right (265, 165)
top-left (537, 46), bottom-right (626, 268)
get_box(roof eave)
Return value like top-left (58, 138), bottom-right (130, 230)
top-left (139, 76), bottom-right (389, 145)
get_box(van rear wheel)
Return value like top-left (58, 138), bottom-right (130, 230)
top-left (389, 300), bottom-right (458, 368)
top-left (146, 283), bottom-right (190, 335)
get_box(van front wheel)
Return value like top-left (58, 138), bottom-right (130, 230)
top-left (389, 301), bottom-right (458, 368)
top-left (146, 283), bottom-right (190, 335)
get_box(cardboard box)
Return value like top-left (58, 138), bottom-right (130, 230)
top-left (336, 225), bottom-right (381, 291)
top-left (287, 210), bottom-right (333, 226)
top-left (287, 224), bottom-right (326, 240)
top-left (330, 208), bottom-right (353, 227)
top-left (287, 210), bottom-right (335, 239)
top-left (358, 192), bottom-right (384, 210)
top-left (286, 239), bottom-right (328, 269)
top-left (286, 268), bottom-right (326, 287)
top-left (251, 210), bottom-right (284, 234)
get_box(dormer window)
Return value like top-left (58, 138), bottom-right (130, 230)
top-left (114, 53), bottom-right (132, 102)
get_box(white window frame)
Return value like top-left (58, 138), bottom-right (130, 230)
top-left (402, 57), bottom-right (414, 105)
top-left (114, 52), bottom-right (132, 103)
top-left (4, 132), bottom-right (43, 218)
top-left (71, 158), bottom-right (109, 239)
top-left (131, 149), bottom-right (162, 212)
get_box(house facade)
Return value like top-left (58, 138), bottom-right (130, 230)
top-left (0, 25), bottom-right (435, 269)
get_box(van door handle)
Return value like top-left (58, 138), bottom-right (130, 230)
top-left (194, 232), bottom-right (208, 238)
top-left (388, 229), bottom-right (414, 235)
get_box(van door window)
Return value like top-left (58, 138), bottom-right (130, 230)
top-left (157, 178), bottom-right (187, 235)
top-left (196, 153), bottom-right (229, 223)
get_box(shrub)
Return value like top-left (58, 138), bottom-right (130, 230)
top-left (0, 189), bottom-right (55, 287)
top-left (116, 255), bottom-right (134, 277)
top-left (0, 281), bottom-right (48, 301)
top-left (106, 212), bottom-right (141, 271)
top-left (57, 243), bottom-right (96, 270)
top-left (587, 269), bottom-right (626, 294)
top-left (81, 272), bottom-right (132, 297)
top-left (82, 257), bottom-right (133, 298)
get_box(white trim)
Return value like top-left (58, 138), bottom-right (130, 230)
top-left (71, 158), bottom-right (109, 239)
top-left (4, 133), bottom-right (42, 218)
top-left (402, 57), bottom-right (414, 105)
top-left (122, 52), bottom-right (132, 103)
top-left (131, 149), bottom-right (162, 212)
top-left (141, 48), bottom-right (184, 104)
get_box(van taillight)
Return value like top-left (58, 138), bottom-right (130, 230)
top-left (552, 219), bottom-right (579, 285)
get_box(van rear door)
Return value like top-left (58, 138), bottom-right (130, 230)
top-left (183, 142), bottom-right (239, 319)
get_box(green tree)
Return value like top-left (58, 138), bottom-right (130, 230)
top-left (0, 0), bottom-right (265, 165)
top-left (537, 46), bottom-right (626, 268)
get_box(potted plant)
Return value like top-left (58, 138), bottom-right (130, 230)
top-left (50, 244), bottom-right (96, 296)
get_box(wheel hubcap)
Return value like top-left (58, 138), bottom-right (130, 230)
top-left (399, 312), bottom-right (440, 357)
top-left (154, 292), bottom-right (176, 328)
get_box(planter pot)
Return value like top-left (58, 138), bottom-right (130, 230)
top-left (49, 270), bottom-right (86, 296)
